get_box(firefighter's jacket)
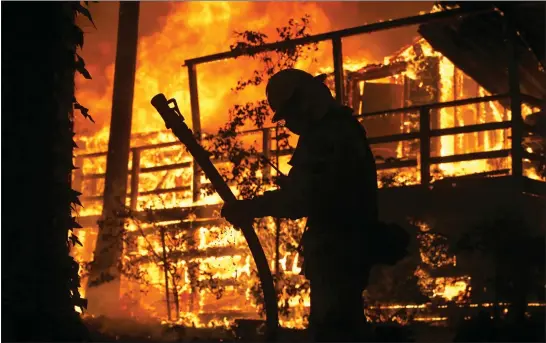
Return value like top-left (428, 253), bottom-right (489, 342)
top-left (245, 106), bottom-right (379, 280)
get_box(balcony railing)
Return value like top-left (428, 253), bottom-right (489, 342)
top-left (73, 92), bottom-right (543, 222)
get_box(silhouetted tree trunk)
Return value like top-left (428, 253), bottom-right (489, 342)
top-left (2, 2), bottom-right (88, 341)
top-left (87, 2), bottom-right (140, 317)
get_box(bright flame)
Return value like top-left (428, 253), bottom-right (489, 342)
top-left (71, 3), bottom-right (544, 328)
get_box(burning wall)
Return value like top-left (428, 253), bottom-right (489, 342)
top-left (72, 2), bottom-right (543, 329)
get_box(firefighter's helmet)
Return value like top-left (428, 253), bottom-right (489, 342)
top-left (266, 69), bottom-right (330, 122)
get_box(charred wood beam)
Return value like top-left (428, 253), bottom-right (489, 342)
top-left (184, 7), bottom-right (494, 66)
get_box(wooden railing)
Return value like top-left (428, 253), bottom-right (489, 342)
top-left (73, 92), bottom-right (543, 214)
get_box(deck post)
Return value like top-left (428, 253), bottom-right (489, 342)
top-left (420, 107), bottom-right (431, 186)
top-left (129, 148), bottom-right (141, 211)
top-left (187, 63), bottom-right (203, 203)
top-left (160, 227), bottom-right (172, 321)
top-left (505, 17), bottom-right (523, 180)
top-left (262, 128), bottom-right (272, 179)
top-left (332, 37), bottom-right (345, 105)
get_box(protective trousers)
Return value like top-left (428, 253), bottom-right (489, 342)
top-left (307, 272), bottom-right (369, 342)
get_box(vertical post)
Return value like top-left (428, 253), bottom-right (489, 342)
top-left (187, 63), bottom-right (202, 203)
top-left (453, 68), bottom-right (459, 155)
top-left (160, 227), bottom-right (172, 321)
top-left (186, 63), bottom-right (203, 312)
top-left (262, 128), bottom-right (272, 179)
top-left (505, 18), bottom-right (523, 179)
top-left (274, 125), bottom-right (281, 276)
top-left (88, 1), bottom-right (140, 316)
top-left (332, 37), bottom-right (345, 105)
top-left (420, 107), bottom-right (431, 187)
top-left (129, 148), bottom-right (141, 211)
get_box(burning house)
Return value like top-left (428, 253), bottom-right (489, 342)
top-left (71, 2), bottom-right (545, 329)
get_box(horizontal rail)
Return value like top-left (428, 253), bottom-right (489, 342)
top-left (136, 246), bottom-right (246, 265)
top-left (74, 93), bottom-right (519, 160)
top-left (433, 169), bottom-right (511, 183)
top-left (140, 162), bottom-right (192, 174)
top-left (139, 186), bottom-right (192, 196)
top-left (82, 162), bottom-right (193, 180)
top-left (81, 186), bottom-right (192, 201)
top-left (127, 218), bottom-right (224, 237)
top-left (368, 132), bottom-right (419, 144)
top-left (429, 149), bottom-right (510, 165)
top-left (76, 204), bottom-right (223, 227)
top-left (183, 7), bottom-right (493, 66)
top-left (430, 121), bottom-right (511, 137)
top-left (358, 93), bottom-right (510, 118)
top-left (376, 159), bottom-right (418, 170)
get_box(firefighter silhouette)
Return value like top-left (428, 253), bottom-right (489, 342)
top-left (222, 68), bottom-right (404, 341)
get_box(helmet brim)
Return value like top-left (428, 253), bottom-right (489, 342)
top-left (270, 73), bottom-right (328, 123)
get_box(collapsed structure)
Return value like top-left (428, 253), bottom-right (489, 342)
top-left (72, 3), bottom-right (545, 328)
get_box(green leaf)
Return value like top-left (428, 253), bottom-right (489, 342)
top-left (73, 101), bottom-right (95, 123)
top-left (70, 189), bottom-right (83, 207)
top-left (70, 234), bottom-right (83, 247)
top-left (75, 2), bottom-right (96, 29)
top-left (75, 54), bottom-right (92, 80)
top-left (70, 217), bottom-right (83, 229)
top-left (72, 24), bottom-right (84, 48)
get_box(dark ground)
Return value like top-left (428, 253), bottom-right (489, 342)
top-left (85, 312), bottom-right (545, 342)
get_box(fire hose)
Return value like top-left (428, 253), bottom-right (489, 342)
top-left (151, 94), bottom-right (279, 341)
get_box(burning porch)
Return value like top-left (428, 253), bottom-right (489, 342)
top-left (71, 1), bottom-right (545, 336)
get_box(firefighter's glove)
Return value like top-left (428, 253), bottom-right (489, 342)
top-left (221, 200), bottom-right (255, 229)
